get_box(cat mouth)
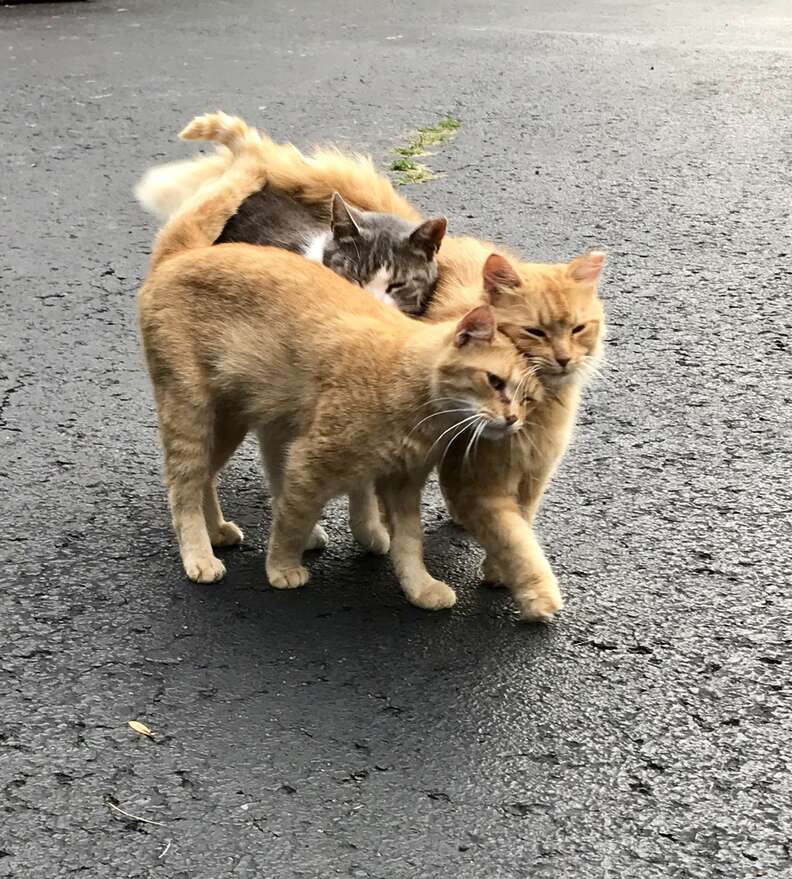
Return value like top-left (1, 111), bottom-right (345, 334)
top-left (482, 420), bottom-right (523, 438)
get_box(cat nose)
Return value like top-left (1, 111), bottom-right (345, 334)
top-left (504, 414), bottom-right (518, 426)
top-left (556, 357), bottom-right (570, 369)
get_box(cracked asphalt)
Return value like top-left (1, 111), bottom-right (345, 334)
top-left (2, 1), bottom-right (791, 876)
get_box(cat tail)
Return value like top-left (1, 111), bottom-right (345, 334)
top-left (137, 113), bottom-right (423, 224)
top-left (135, 112), bottom-right (259, 220)
top-left (261, 141), bottom-right (423, 223)
top-left (148, 114), bottom-right (267, 271)
top-left (181, 111), bottom-right (421, 222)
top-left (134, 149), bottom-right (233, 221)
top-left (178, 111), bottom-right (264, 154)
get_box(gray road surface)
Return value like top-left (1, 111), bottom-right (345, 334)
top-left (2, 1), bottom-right (790, 876)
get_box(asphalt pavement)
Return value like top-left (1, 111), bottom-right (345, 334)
top-left (2, 1), bottom-right (790, 876)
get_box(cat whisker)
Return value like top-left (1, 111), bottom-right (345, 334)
top-left (469, 418), bottom-right (488, 468)
top-left (426, 413), bottom-right (482, 461)
top-left (462, 416), bottom-right (487, 469)
top-left (514, 369), bottom-right (535, 402)
top-left (409, 407), bottom-right (471, 437)
top-left (438, 415), bottom-right (482, 470)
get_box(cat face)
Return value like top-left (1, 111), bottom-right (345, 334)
top-left (323, 194), bottom-right (446, 316)
top-left (482, 252), bottom-right (606, 390)
top-left (431, 305), bottom-right (541, 441)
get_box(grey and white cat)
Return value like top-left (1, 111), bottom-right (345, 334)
top-left (215, 184), bottom-right (447, 315)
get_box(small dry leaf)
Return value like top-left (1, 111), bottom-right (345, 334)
top-left (127, 720), bottom-right (153, 737)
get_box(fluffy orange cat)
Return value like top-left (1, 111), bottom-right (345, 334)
top-left (138, 116), bottom-right (542, 611)
top-left (137, 114), bottom-right (607, 622)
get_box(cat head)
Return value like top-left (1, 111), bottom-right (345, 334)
top-left (323, 193), bottom-right (446, 316)
top-left (481, 251), bottom-right (607, 390)
top-left (430, 304), bottom-right (543, 440)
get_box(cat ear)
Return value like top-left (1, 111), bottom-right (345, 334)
top-left (454, 304), bottom-right (496, 347)
top-left (482, 253), bottom-right (522, 301)
top-left (409, 217), bottom-right (447, 258)
top-left (330, 193), bottom-right (361, 241)
top-left (568, 250), bottom-right (607, 284)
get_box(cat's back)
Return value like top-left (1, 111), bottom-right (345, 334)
top-left (215, 183), bottom-right (327, 251)
top-left (142, 243), bottom-right (410, 334)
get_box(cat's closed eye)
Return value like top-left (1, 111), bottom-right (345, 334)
top-left (387, 282), bottom-right (405, 293)
top-left (572, 323), bottom-right (586, 334)
top-left (524, 327), bottom-right (546, 338)
top-left (487, 373), bottom-right (506, 391)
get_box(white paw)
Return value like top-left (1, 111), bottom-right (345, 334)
top-left (184, 555), bottom-right (226, 583)
top-left (304, 524), bottom-right (329, 551)
top-left (514, 579), bottom-right (563, 622)
top-left (406, 578), bottom-right (457, 610)
top-left (351, 521), bottom-right (391, 555)
top-left (267, 564), bottom-right (310, 589)
top-left (210, 521), bottom-right (244, 547)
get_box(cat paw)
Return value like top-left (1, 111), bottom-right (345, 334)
top-left (481, 556), bottom-right (507, 588)
top-left (267, 564), bottom-right (310, 590)
top-left (513, 580), bottom-right (563, 623)
top-left (210, 521), bottom-right (244, 547)
top-left (304, 524), bottom-right (329, 551)
top-left (405, 578), bottom-right (457, 610)
top-left (184, 555), bottom-right (226, 583)
top-left (351, 521), bottom-right (391, 555)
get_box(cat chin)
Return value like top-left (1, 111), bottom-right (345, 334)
top-left (482, 422), bottom-right (521, 439)
top-left (541, 370), bottom-right (584, 391)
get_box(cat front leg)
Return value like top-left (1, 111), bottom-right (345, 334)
top-left (439, 458), bottom-right (561, 620)
top-left (348, 484), bottom-right (390, 554)
top-left (377, 475), bottom-right (456, 610)
top-left (479, 459), bottom-right (560, 587)
top-left (459, 495), bottom-right (562, 622)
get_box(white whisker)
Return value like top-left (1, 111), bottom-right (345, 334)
top-left (409, 407), bottom-right (471, 437)
top-left (425, 413), bottom-right (482, 461)
top-left (438, 416), bottom-right (480, 470)
top-left (462, 416), bottom-right (486, 469)
top-left (470, 418), bottom-right (487, 466)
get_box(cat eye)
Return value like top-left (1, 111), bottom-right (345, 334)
top-left (487, 373), bottom-right (506, 391)
top-left (525, 327), bottom-right (546, 338)
top-left (387, 282), bottom-right (405, 293)
top-left (572, 323), bottom-right (586, 334)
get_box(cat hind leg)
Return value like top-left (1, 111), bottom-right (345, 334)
top-left (349, 484), bottom-right (390, 555)
top-left (157, 392), bottom-right (226, 583)
top-left (258, 429), bottom-right (329, 556)
top-left (204, 418), bottom-right (247, 547)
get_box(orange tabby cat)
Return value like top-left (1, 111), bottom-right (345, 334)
top-left (137, 115), bottom-right (606, 621)
top-left (138, 117), bottom-right (541, 611)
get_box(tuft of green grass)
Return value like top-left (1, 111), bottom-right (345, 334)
top-left (390, 157), bottom-right (437, 185)
top-left (390, 116), bottom-right (461, 185)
